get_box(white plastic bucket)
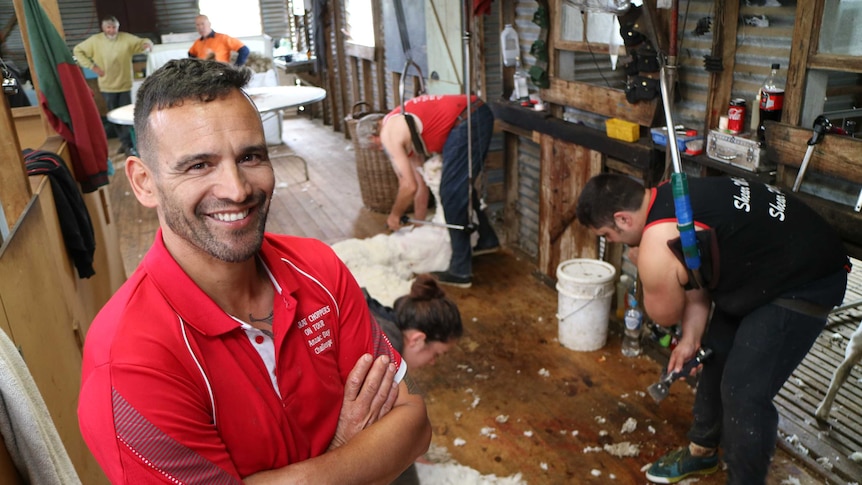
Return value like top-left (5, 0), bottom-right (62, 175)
top-left (556, 259), bottom-right (617, 351)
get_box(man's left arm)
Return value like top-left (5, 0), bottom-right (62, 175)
top-left (235, 45), bottom-right (250, 66)
top-left (244, 376), bottom-right (429, 485)
top-left (137, 36), bottom-right (153, 53)
top-left (668, 288), bottom-right (711, 375)
top-left (243, 250), bottom-right (431, 484)
top-left (228, 36), bottom-right (249, 66)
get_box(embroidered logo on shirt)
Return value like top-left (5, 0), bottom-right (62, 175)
top-left (298, 305), bottom-right (333, 355)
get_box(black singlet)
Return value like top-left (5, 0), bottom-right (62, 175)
top-left (645, 176), bottom-right (847, 315)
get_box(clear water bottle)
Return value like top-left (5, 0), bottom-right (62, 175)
top-left (500, 24), bottom-right (520, 67)
top-left (622, 303), bottom-right (643, 357)
top-left (511, 69), bottom-right (530, 102)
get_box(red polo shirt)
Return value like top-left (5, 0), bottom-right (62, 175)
top-left (79, 231), bottom-right (403, 483)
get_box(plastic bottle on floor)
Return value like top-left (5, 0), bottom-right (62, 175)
top-left (622, 296), bottom-right (643, 357)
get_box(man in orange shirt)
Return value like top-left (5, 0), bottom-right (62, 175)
top-left (188, 15), bottom-right (249, 66)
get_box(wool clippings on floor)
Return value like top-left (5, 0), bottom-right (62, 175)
top-left (416, 444), bottom-right (526, 484)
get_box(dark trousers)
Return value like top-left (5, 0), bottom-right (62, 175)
top-left (439, 104), bottom-right (499, 278)
top-left (688, 303), bottom-right (828, 484)
top-left (103, 91), bottom-right (133, 148)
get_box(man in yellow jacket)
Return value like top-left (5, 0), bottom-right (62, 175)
top-left (74, 15), bottom-right (152, 156)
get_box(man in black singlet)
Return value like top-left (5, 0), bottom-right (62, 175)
top-left (576, 174), bottom-right (849, 485)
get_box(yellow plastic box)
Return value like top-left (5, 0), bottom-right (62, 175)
top-left (605, 118), bottom-right (640, 142)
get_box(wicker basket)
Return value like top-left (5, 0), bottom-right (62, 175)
top-left (345, 102), bottom-right (400, 213)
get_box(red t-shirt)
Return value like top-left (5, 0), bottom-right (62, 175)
top-left (78, 231), bottom-right (403, 483)
top-left (384, 94), bottom-right (477, 153)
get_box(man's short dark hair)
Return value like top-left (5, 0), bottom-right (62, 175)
top-left (134, 58), bottom-right (252, 160)
top-left (576, 173), bottom-right (645, 229)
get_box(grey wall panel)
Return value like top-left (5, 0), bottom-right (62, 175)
top-left (58, 0), bottom-right (99, 50)
top-left (483, 0), bottom-right (502, 101)
top-left (153, 0), bottom-right (200, 39)
top-left (0, 4), bottom-right (27, 67)
top-left (675, 0), bottom-right (796, 132)
top-left (261, 0), bottom-right (289, 40)
top-left (516, 135), bottom-right (540, 259)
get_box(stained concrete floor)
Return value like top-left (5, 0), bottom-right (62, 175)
top-left (410, 250), bottom-right (829, 484)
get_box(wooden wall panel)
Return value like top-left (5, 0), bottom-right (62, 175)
top-left (542, 78), bottom-right (658, 127)
top-left (537, 134), bottom-right (601, 279)
top-left (12, 106), bottom-right (49, 151)
top-left (0, 80), bottom-right (31, 233)
top-left (0, 178), bottom-right (109, 485)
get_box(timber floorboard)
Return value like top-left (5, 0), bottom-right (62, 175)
top-left (105, 114), bottom-right (858, 484)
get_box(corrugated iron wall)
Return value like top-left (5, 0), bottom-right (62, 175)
top-left (152, 1), bottom-right (199, 39)
top-left (261, 0), bottom-right (290, 40)
top-left (516, 137), bottom-right (540, 258)
top-left (56, 0), bottom-right (99, 48)
top-left (675, 0), bottom-right (795, 131)
top-left (479, 0), bottom-right (505, 226)
top-left (0, 1), bottom-right (98, 71)
top-left (0, 4), bottom-right (26, 67)
top-left (507, 0), bottom-right (541, 258)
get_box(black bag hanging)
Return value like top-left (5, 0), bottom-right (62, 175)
top-left (23, 149), bottom-right (97, 278)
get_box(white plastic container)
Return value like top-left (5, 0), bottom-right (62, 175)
top-left (500, 24), bottom-right (520, 67)
top-left (556, 259), bottom-right (617, 352)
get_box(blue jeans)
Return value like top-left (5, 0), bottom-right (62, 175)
top-left (103, 91), bottom-right (133, 148)
top-left (439, 104), bottom-right (498, 278)
top-left (687, 269), bottom-right (846, 484)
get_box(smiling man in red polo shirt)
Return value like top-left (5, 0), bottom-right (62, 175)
top-left (78, 58), bottom-right (430, 484)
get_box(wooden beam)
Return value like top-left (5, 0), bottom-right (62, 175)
top-left (372, 0), bottom-right (387, 111)
top-left (0, 90), bottom-right (31, 232)
top-left (784, 0), bottom-right (820, 125)
top-left (502, 131), bottom-right (521, 255)
top-left (808, 54), bottom-right (862, 74)
top-left (490, 101), bottom-right (656, 169)
top-left (332, 0), bottom-right (349, 133)
top-left (362, 58), bottom-right (374, 107)
top-left (392, 71), bottom-right (402, 107)
top-left (703, 0), bottom-right (739, 135)
top-left (537, 135), bottom-right (601, 279)
top-left (349, 56), bottom-right (361, 110)
top-left (541, 78), bottom-right (658, 127)
top-left (323, 9), bottom-right (339, 128)
top-left (767, 121), bottom-right (862, 185)
top-left (475, 14), bottom-right (486, 96)
top-left (12, 0), bottom-right (64, 142)
top-left (500, 0), bottom-right (515, 100)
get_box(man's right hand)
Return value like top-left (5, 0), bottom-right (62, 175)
top-left (328, 354), bottom-right (399, 451)
top-left (667, 339), bottom-right (699, 377)
top-left (93, 66), bottom-right (105, 77)
top-left (387, 213), bottom-right (402, 231)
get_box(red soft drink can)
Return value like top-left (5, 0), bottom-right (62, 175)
top-left (728, 98), bottom-right (746, 134)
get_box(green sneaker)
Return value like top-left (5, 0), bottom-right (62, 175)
top-left (646, 447), bottom-right (719, 483)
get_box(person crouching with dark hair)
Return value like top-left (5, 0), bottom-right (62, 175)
top-left (365, 274), bottom-right (463, 370)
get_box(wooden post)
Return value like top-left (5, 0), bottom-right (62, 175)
top-left (372, 0), bottom-right (386, 111)
top-left (0, 89), bottom-right (31, 231)
top-left (784, 0), bottom-right (822, 126)
top-left (703, 0), bottom-right (739, 135)
top-left (331, 0), bottom-right (349, 132)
